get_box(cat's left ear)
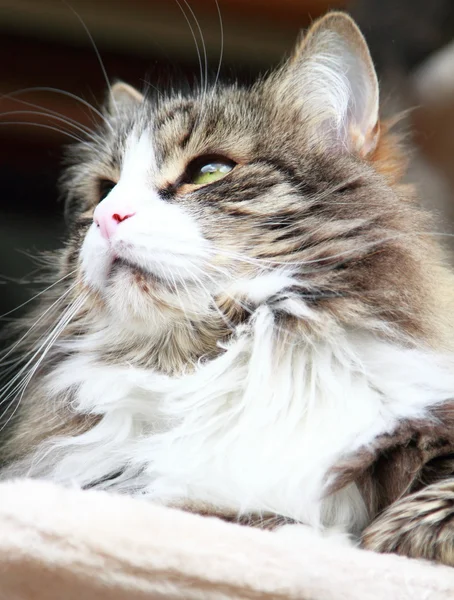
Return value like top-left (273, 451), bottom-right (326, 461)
top-left (107, 82), bottom-right (144, 114)
top-left (282, 12), bottom-right (379, 156)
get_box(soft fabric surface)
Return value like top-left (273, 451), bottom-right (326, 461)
top-left (0, 480), bottom-right (452, 600)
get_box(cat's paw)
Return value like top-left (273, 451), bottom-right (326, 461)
top-left (362, 479), bottom-right (454, 566)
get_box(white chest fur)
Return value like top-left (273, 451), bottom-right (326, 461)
top-left (21, 306), bottom-right (454, 533)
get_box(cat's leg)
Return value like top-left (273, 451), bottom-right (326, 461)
top-left (361, 479), bottom-right (454, 566)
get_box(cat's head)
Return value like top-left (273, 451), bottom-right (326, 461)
top-left (60, 12), bottom-right (452, 357)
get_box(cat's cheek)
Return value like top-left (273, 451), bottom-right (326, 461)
top-left (79, 224), bottom-right (112, 291)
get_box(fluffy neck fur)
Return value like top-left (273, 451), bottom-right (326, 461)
top-left (3, 13), bottom-right (454, 539)
top-left (4, 292), bottom-right (454, 535)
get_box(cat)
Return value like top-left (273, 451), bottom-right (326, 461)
top-left (1, 11), bottom-right (454, 565)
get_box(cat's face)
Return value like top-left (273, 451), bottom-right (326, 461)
top-left (61, 13), bottom-right (438, 344)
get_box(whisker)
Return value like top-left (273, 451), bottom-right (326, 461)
top-left (0, 121), bottom-right (86, 143)
top-left (63, 2), bottom-right (115, 113)
top-left (174, 0), bottom-right (204, 97)
top-left (0, 95), bottom-right (94, 134)
top-left (0, 293), bottom-right (88, 432)
top-left (0, 87), bottom-right (112, 131)
top-left (0, 265), bottom-right (47, 286)
top-left (169, 269), bottom-right (192, 328)
top-left (0, 269), bottom-right (77, 320)
top-left (0, 281), bottom-right (79, 366)
top-left (181, 0), bottom-right (208, 100)
top-left (0, 291), bottom-right (88, 396)
top-left (0, 110), bottom-right (97, 142)
top-left (212, 0), bottom-right (224, 97)
top-left (0, 292), bottom-right (85, 404)
top-left (0, 273), bottom-right (41, 285)
top-left (180, 262), bottom-right (232, 328)
top-left (186, 261), bottom-right (253, 330)
top-left (209, 229), bottom-right (430, 269)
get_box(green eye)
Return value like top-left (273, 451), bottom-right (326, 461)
top-left (188, 157), bottom-right (235, 185)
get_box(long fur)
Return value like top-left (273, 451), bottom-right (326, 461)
top-left (2, 12), bottom-right (454, 564)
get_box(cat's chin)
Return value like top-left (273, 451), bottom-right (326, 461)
top-left (101, 259), bottom-right (212, 335)
top-left (110, 257), bottom-right (172, 291)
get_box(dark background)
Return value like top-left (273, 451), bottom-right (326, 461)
top-left (0, 0), bottom-right (453, 321)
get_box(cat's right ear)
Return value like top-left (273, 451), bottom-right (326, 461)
top-left (276, 12), bottom-right (380, 157)
top-left (107, 82), bottom-right (144, 114)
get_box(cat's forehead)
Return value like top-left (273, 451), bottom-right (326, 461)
top-left (110, 85), bottom-right (267, 173)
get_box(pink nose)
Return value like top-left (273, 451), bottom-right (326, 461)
top-left (94, 202), bottom-right (136, 240)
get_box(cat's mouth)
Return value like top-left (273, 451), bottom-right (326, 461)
top-left (110, 257), bottom-right (171, 289)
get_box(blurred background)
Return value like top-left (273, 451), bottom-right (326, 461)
top-left (0, 0), bottom-right (453, 321)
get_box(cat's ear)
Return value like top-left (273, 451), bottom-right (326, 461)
top-left (107, 82), bottom-right (144, 113)
top-left (282, 12), bottom-right (379, 156)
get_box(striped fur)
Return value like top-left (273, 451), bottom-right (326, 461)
top-left (1, 12), bottom-right (454, 565)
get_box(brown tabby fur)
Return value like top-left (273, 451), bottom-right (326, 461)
top-left (327, 402), bottom-right (454, 564)
top-left (1, 12), bottom-right (454, 566)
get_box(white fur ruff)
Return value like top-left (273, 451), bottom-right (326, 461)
top-left (11, 303), bottom-right (454, 535)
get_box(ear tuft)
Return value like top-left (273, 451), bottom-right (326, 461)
top-left (284, 12), bottom-right (379, 156)
top-left (107, 82), bottom-right (144, 114)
